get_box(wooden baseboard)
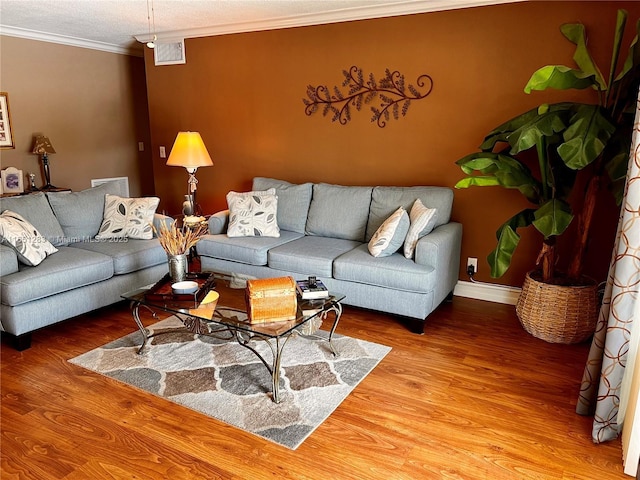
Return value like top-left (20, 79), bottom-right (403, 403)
top-left (453, 280), bottom-right (521, 305)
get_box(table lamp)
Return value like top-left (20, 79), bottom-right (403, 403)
top-left (166, 131), bottom-right (213, 221)
top-left (32, 135), bottom-right (57, 190)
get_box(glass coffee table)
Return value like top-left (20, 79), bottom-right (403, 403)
top-left (121, 271), bottom-right (345, 403)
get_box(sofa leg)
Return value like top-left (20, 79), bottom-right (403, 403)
top-left (3, 332), bottom-right (32, 351)
top-left (406, 318), bottom-right (425, 335)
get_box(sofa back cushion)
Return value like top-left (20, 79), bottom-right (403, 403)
top-left (365, 186), bottom-right (454, 241)
top-left (0, 192), bottom-right (66, 246)
top-left (47, 182), bottom-right (121, 241)
top-left (252, 177), bottom-right (312, 234)
top-left (306, 183), bottom-right (373, 241)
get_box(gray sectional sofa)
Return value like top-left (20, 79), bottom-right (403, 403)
top-left (0, 183), bottom-right (170, 350)
top-left (197, 177), bottom-right (462, 333)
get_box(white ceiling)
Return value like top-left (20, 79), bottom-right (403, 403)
top-left (0, 0), bottom-right (522, 56)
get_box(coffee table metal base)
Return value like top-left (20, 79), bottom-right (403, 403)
top-left (129, 300), bottom-right (343, 403)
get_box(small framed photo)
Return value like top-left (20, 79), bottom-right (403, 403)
top-left (1, 167), bottom-right (24, 194)
top-left (0, 92), bottom-right (15, 149)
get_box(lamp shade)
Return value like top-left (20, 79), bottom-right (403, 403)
top-left (32, 135), bottom-right (56, 155)
top-left (166, 132), bottom-right (213, 169)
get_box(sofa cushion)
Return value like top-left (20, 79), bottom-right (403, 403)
top-left (404, 199), bottom-right (438, 259)
top-left (333, 244), bottom-right (436, 293)
top-left (226, 188), bottom-right (280, 238)
top-left (305, 183), bottom-right (373, 241)
top-left (365, 186), bottom-right (454, 241)
top-left (0, 244), bottom-right (19, 275)
top-left (0, 192), bottom-right (66, 246)
top-left (252, 177), bottom-right (313, 234)
top-left (196, 231), bottom-right (303, 266)
top-left (0, 246), bottom-right (114, 306)
top-left (368, 207), bottom-right (410, 258)
top-left (268, 236), bottom-right (362, 277)
top-left (95, 195), bottom-right (160, 240)
top-left (0, 210), bottom-right (58, 266)
top-left (47, 182), bottom-right (121, 241)
top-left (71, 238), bottom-right (167, 275)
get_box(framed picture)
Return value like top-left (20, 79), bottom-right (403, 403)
top-left (0, 92), bottom-right (15, 149)
top-left (1, 167), bottom-right (24, 194)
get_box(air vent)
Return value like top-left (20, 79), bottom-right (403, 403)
top-left (154, 41), bottom-right (186, 66)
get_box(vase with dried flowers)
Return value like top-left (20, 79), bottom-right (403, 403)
top-left (153, 220), bottom-right (209, 282)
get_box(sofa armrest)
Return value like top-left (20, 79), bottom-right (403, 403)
top-left (207, 210), bottom-right (229, 234)
top-left (414, 222), bottom-right (463, 305)
top-left (152, 213), bottom-right (175, 236)
top-left (0, 244), bottom-right (19, 276)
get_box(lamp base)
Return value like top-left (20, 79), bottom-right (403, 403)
top-left (40, 183), bottom-right (59, 191)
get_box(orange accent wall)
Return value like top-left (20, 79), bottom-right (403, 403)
top-left (145, 1), bottom-right (638, 288)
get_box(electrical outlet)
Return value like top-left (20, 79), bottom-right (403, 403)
top-left (138, 142), bottom-right (144, 151)
top-left (467, 257), bottom-right (478, 275)
top-left (159, 146), bottom-right (166, 158)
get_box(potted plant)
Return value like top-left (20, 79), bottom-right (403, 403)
top-left (455, 9), bottom-right (639, 343)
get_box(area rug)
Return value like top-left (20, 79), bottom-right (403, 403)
top-left (69, 316), bottom-right (391, 450)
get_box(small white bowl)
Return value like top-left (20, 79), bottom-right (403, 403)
top-left (172, 281), bottom-right (199, 294)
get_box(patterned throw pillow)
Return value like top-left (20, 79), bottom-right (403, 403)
top-left (368, 206), bottom-right (410, 257)
top-left (0, 210), bottom-right (58, 266)
top-left (95, 195), bottom-right (160, 240)
top-left (226, 188), bottom-right (280, 238)
top-left (404, 199), bottom-right (438, 259)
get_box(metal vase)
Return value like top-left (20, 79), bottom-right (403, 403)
top-left (167, 253), bottom-right (188, 283)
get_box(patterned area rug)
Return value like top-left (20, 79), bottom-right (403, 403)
top-left (69, 316), bottom-right (391, 450)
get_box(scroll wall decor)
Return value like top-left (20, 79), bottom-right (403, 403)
top-left (303, 66), bottom-right (433, 128)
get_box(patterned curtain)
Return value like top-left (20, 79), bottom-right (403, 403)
top-left (576, 85), bottom-right (640, 443)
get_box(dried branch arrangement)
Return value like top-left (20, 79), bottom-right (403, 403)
top-left (303, 65), bottom-right (434, 127)
top-left (153, 221), bottom-right (209, 255)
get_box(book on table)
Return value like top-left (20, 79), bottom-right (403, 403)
top-left (296, 277), bottom-right (329, 300)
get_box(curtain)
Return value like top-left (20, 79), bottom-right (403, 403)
top-left (576, 85), bottom-right (640, 443)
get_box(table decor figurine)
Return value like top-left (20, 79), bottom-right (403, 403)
top-left (153, 220), bottom-right (208, 282)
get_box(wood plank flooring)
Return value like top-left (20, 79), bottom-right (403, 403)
top-left (1, 296), bottom-right (626, 479)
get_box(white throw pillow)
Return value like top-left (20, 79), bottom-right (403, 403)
top-left (0, 210), bottom-right (58, 266)
top-left (95, 195), bottom-right (160, 240)
top-left (404, 199), bottom-right (438, 259)
top-left (227, 188), bottom-right (280, 238)
top-left (368, 206), bottom-right (410, 257)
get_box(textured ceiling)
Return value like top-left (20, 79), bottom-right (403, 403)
top-left (0, 0), bottom-right (521, 55)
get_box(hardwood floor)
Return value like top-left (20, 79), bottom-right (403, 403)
top-left (1, 296), bottom-right (626, 479)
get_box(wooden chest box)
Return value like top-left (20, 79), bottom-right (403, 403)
top-left (246, 276), bottom-right (298, 324)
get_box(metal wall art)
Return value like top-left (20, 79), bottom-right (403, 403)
top-left (303, 66), bottom-right (433, 128)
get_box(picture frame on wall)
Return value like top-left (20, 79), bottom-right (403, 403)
top-left (0, 92), bottom-right (15, 149)
top-left (1, 167), bottom-right (24, 194)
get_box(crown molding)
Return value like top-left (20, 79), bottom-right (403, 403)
top-left (0, 25), bottom-right (143, 57)
top-left (1, 0), bottom-right (521, 56)
top-left (135, 0), bottom-right (524, 44)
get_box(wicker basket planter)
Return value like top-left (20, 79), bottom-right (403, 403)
top-left (515, 271), bottom-right (598, 344)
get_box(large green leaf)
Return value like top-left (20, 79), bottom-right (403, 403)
top-left (607, 9), bottom-right (628, 93)
top-left (454, 176), bottom-right (501, 188)
top-left (508, 109), bottom-right (568, 154)
top-left (524, 65), bottom-right (596, 93)
top-left (561, 22), bottom-right (606, 89)
top-left (558, 104), bottom-right (616, 169)
top-left (487, 209), bottom-right (535, 277)
top-left (455, 153), bottom-right (541, 202)
top-left (455, 154), bottom-right (499, 175)
top-left (531, 199), bottom-right (574, 238)
top-left (614, 16), bottom-right (639, 82)
top-left (480, 107), bottom-right (541, 151)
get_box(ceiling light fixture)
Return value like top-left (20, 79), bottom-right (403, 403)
top-left (146, 0), bottom-right (156, 48)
